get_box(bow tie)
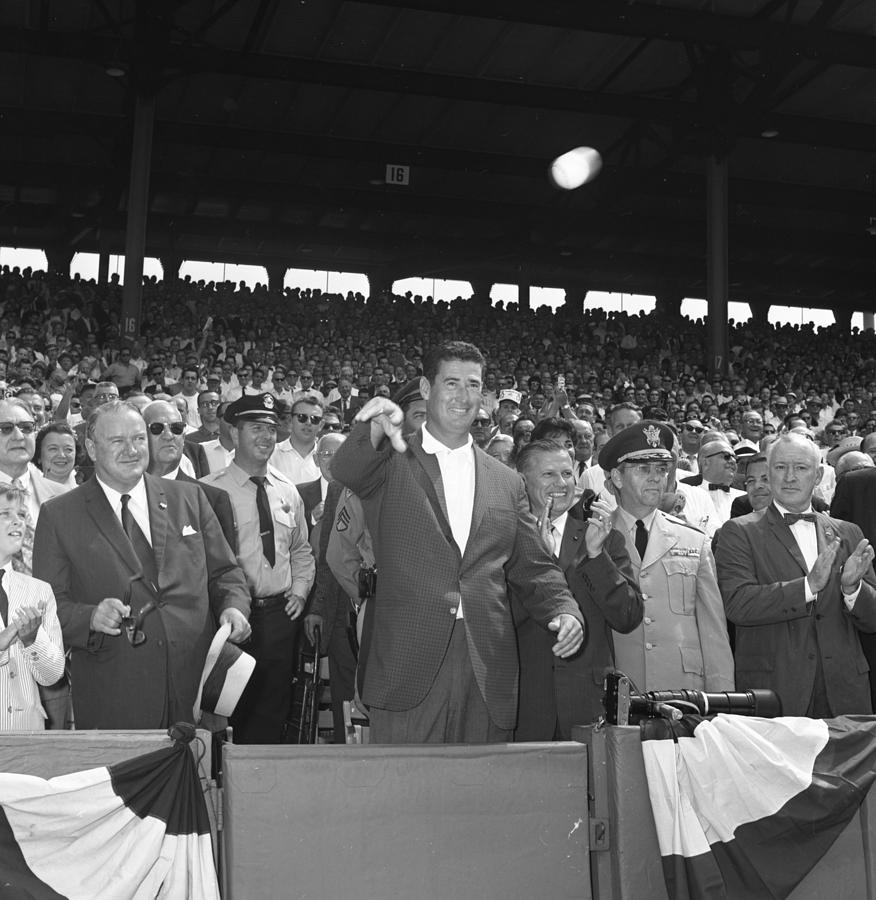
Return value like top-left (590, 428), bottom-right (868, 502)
top-left (708, 484), bottom-right (730, 492)
top-left (784, 512), bottom-right (817, 525)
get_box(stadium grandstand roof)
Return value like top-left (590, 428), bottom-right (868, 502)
top-left (2, 0), bottom-right (876, 311)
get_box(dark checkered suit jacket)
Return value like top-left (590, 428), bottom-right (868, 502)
top-left (332, 424), bottom-right (582, 730)
top-left (513, 519), bottom-right (642, 739)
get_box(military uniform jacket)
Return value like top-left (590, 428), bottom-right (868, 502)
top-left (611, 509), bottom-right (734, 693)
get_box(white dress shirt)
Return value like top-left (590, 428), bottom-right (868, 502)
top-left (773, 501), bottom-right (859, 609)
top-left (271, 439), bottom-right (320, 485)
top-left (421, 424), bottom-right (475, 618)
top-left (550, 510), bottom-right (569, 557)
top-left (95, 476), bottom-right (152, 545)
top-left (202, 439), bottom-right (235, 474)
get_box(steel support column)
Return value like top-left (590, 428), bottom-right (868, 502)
top-left (706, 155), bottom-right (729, 377)
top-left (120, 93), bottom-right (156, 341)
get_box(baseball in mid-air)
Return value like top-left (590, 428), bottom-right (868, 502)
top-left (549, 147), bottom-right (603, 190)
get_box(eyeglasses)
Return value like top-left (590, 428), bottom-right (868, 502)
top-left (626, 462), bottom-right (671, 477)
top-left (121, 596), bottom-right (156, 647)
top-left (705, 451), bottom-right (735, 462)
top-left (295, 414), bottom-right (322, 425)
top-left (322, 422), bottom-right (343, 432)
top-left (120, 577), bottom-right (155, 647)
top-left (473, 418), bottom-right (491, 426)
top-left (0, 420), bottom-right (35, 435)
top-left (198, 399), bottom-right (220, 407)
top-left (683, 425), bottom-right (704, 434)
top-left (147, 421), bottom-right (186, 436)
top-left (316, 449), bottom-right (337, 458)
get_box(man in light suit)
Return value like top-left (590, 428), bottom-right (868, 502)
top-left (606, 421), bottom-right (734, 693)
top-left (331, 340), bottom-right (583, 744)
top-left (513, 440), bottom-right (642, 739)
top-left (33, 400), bottom-right (251, 730)
top-left (717, 432), bottom-right (876, 717)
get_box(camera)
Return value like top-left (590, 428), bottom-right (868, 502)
top-left (602, 671), bottom-right (782, 725)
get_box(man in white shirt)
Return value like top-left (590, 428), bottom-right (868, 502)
top-left (270, 397), bottom-right (322, 484)
top-left (175, 366), bottom-right (202, 428)
top-left (677, 438), bottom-right (745, 538)
top-left (716, 433), bottom-right (876, 717)
top-left (331, 340), bottom-right (583, 744)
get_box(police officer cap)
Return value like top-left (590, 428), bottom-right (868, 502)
top-left (392, 378), bottom-right (424, 410)
top-left (600, 419), bottom-right (675, 471)
top-left (224, 393), bottom-right (279, 426)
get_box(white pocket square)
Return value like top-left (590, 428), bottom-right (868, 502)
top-left (182, 525), bottom-right (198, 536)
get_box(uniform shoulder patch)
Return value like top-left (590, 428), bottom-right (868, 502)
top-left (336, 506), bottom-right (351, 532)
top-left (663, 512), bottom-right (706, 534)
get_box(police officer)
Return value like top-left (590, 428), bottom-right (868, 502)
top-left (201, 394), bottom-right (315, 743)
top-left (601, 420), bottom-right (734, 692)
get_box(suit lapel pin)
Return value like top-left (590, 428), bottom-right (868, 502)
top-left (158, 501), bottom-right (167, 510)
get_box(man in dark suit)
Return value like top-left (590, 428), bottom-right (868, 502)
top-left (334, 378), bottom-right (365, 426)
top-left (830, 463), bottom-right (876, 705)
top-left (716, 432), bottom-right (876, 717)
top-left (513, 440), bottom-right (642, 739)
top-left (33, 400), bottom-right (251, 729)
top-left (331, 340), bottom-right (583, 744)
top-left (142, 400), bottom-right (237, 553)
top-left (296, 432), bottom-right (346, 539)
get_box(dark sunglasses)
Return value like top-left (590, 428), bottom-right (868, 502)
top-left (122, 598), bottom-right (156, 647)
top-left (295, 414), bottom-right (322, 425)
top-left (322, 422), bottom-right (343, 432)
top-left (0, 420), bottom-right (35, 435)
top-left (120, 577), bottom-right (156, 648)
top-left (706, 451), bottom-right (735, 462)
top-left (473, 418), bottom-right (491, 426)
top-left (683, 424), bottom-right (704, 434)
top-left (147, 422), bottom-right (186, 436)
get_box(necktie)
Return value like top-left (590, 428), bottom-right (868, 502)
top-left (784, 512), bottom-right (817, 525)
top-left (0, 570), bottom-right (8, 627)
top-left (635, 519), bottom-right (649, 560)
top-left (708, 483), bottom-right (730, 492)
top-left (11, 478), bottom-right (33, 575)
top-left (550, 524), bottom-right (560, 558)
top-left (120, 494), bottom-right (157, 585)
top-left (250, 476), bottom-right (276, 567)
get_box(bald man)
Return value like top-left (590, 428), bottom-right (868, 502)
top-left (143, 400), bottom-right (237, 553)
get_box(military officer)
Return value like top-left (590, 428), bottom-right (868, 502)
top-left (603, 420), bottom-right (734, 692)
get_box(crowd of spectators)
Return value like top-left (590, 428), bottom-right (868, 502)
top-left (3, 261), bottom-right (876, 737)
top-left (1, 264), bottom-right (875, 451)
